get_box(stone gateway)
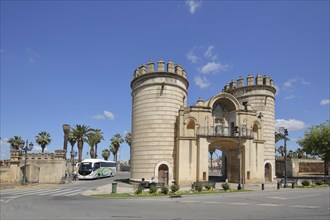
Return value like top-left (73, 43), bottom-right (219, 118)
top-left (130, 60), bottom-right (276, 186)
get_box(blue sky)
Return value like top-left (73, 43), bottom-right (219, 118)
top-left (1, 0), bottom-right (329, 161)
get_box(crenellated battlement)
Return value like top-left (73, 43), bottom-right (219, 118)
top-left (222, 74), bottom-right (275, 92)
top-left (10, 149), bottom-right (67, 161)
top-left (133, 59), bottom-right (187, 79)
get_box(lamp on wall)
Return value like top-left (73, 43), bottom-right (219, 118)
top-left (258, 112), bottom-right (263, 119)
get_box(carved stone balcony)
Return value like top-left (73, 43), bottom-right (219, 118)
top-left (197, 126), bottom-right (253, 139)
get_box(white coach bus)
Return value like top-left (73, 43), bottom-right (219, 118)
top-left (77, 159), bottom-right (116, 180)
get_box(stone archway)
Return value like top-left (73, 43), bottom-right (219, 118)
top-left (158, 164), bottom-right (169, 185)
top-left (264, 163), bottom-right (272, 182)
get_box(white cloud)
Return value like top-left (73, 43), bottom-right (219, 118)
top-left (0, 138), bottom-right (10, 148)
top-left (186, 0), bottom-right (202, 14)
top-left (283, 79), bottom-right (297, 89)
top-left (93, 110), bottom-right (115, 120)
top-left (320, 99), bottom-right (330, 106)
top-left (93, 114), bottom-right (106, 120)
top-left (186, 50), bottom-right (199, 63)
top-left (199, 61), bottom-right (229, 74)
top-left (194, 75), bottom-right (210, 89)
top-left (26, 47), bottom-right (40, 63)
top-left (284, 95), bottom-right (295, 100)
top-left (275, 119), bottom-right (306, 131)
top-left (204, 46), bottom-right (217, 61)
top-left (283, 77), bottom-right (311, 89)
top-left (0, 138), bottom-right (10, 159)
top-left (104, 111), bottom-right (115, 120)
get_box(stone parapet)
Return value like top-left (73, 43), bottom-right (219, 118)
top-left (223, 74), bottom-right (276, 93)
top-left (133, 60), bottom-right (187, 79)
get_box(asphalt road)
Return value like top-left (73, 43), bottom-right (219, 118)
top-left (1, 174), bottom-right (329, 220)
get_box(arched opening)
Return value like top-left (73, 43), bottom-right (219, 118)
top-left (253, 124), bottom-right (259, 140)
top-left (212, 98), bottom-right (236, 136)
top-left (186, 119), bottom-right (195, 136)
top-left (209, 144), bottom-right (230, 182)
top-left (264, 163), bottom-right (272, 182)
top-left (158, 164), bottom-right (169, 185)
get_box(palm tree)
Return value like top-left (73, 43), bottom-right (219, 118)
top-left (275, 131), bottom-right (290, 155)
top-left (109, 145), bottom-right (116, 160)
top-left (86, 132), bottom-right (98, 159)
top-left (93, 129), bottom-right (104, 159)
top-left (277, 146), bottom-right (285, 158)
top-left (110, 133), bottom-right (124, 163)
top-left (7, 136), bottom-right (25, 150)
top-left (35, 132), bottom-right (52, 153)
top-left (275, 131), bottom-right (289, 143)
top-left (102, 149), bottom-right (110, 161)
top-left (62, 124), bottom-right (70, 152)
top-left (68, 130), bottom-right (77, 155)
top-left (124, 132), bottom-right (131, 147)
top-left (71, 124), bottom-right (93, 162)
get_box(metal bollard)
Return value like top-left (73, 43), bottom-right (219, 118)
top-left (277, 182), bottom-right (280, 190)
top-left (291, 182), bottom-right (294, 188)
top-left (261, 183), bottom-right (264, 191)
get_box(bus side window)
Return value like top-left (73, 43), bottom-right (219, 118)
top-left (94, 162), bottom-right (100, 170)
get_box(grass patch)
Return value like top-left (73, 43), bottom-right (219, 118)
top-left (92, 189), bottom-right (251, 198)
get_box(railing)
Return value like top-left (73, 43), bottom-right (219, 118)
top-left (197, 126), bottom-right (253, 139)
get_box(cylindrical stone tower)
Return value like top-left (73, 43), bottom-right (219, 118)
top-left (223, 74), bottom-right (276, 181)
top-left (130, 60), bottom-right (189, 184)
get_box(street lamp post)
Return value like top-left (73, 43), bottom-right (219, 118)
top-left (234, 125), bottom-right (246, 190)
top-left (22, 140), bottom-right (33, 186)
top-left (70, 150), bottom-right (77, 174)
top-left (279, 127), bottom-right (288, 188)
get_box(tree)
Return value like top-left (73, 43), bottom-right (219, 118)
top-left (102, 149), bottom-right (110, 161)
top-left (297, 119), bottom-right (330, 176)
top-left (275, 131), bottom-right (288, 143)
top-left (68, 130), bottom-right (77, 155)
top-left (124, 132), bottom-right (131, 147)
top-left (109, 145), bottom-right (116, 160)
top-left (86, 132), bottom-right (98, 159)
top-left (110, 133), bottom-right (124, 163)
top-left (275, 131), bottom-right (290, 155)
top-left (93, 129), bottom-right (104, 159)
top-left (7, 136), bottom-right (25, 150)
top-left (277, 146), bottom-right (285, 158)
top-left (35, 131), bottom-right (52, 153)
top-left (62, 124), bottom-right (70, 152)
top-left (71, 124), bottom-right (93, 162)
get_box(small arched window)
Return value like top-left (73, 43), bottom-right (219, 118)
top-left (253, 123), bottom-right (259, 140)
top-left (186, 119), bottom-right (195, 136)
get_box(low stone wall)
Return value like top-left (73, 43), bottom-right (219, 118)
top-left (276, 158), bottom-right (329, 177)
top-left (0, 150), bottom-right (67, 184)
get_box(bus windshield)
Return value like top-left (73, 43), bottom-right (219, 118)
top-left (79, 162), bottom-right (92, 171)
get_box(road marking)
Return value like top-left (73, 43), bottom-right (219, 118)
top-left (36, 188), bottom-right (71, 195)
top-left (257, 203), bottom-right (281, 207)
top-left (289, 205), bottom-right (320, 209)
top-left (203, 201), bottom-right (223, 204)
top-left (268, 194), bottom-right (321, 200)
top-left (182, 200), bottom-right (200, 203)
top-left (227, 203), bottom-right (251, 205)
top-left (62, 190), bottom-right (84, 196)
top-left (51, 189), bottom-right (82, 196)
